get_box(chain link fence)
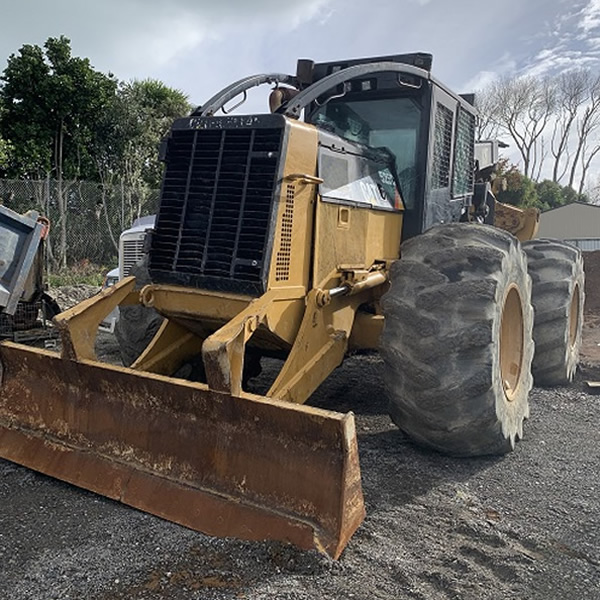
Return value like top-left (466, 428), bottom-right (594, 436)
top-left (0, 179), bottom-right (159, 271)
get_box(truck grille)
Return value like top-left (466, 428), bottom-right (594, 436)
top-left (149, 115), bottom-right (286, 295)
top-left (122, 239), bottom-right (146, 277)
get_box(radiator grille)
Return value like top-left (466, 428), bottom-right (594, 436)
top-left (122, 239), bottom-right (146, 277)
top-left (150, 118), bottom-right (285, 294)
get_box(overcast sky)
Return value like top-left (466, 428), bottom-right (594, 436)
top-left (2, 0), bottom-right (600, 178)
top-left (2, 0), bottom-right (599, 103)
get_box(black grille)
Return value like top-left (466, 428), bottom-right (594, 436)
top-left (431, 103), bottom-right (453, 189)
top-left (452, 107), bottom-right (475, 197)
top-left (149, 116), bottom-right (285, 295)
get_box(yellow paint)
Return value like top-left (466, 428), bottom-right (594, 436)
top-left (494, 202), bottom-right (540, 241)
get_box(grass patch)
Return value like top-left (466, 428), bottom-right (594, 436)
top-left (47, 259), bottom-right (108, 287)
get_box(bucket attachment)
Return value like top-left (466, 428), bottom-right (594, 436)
top-left (0, 342), bottom-right (364, 558)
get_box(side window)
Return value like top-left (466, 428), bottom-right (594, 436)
top-left (452, 107), bottom-right (476, 197)
top-left (431, 102), bottom-right (453, 189)
top-left (310, 97), bottom-right (421, 209)
top-left (319, 147), bottom-right (403, 212)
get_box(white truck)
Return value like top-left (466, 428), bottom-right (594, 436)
top-left (100, 215), bottom-right (156, 331)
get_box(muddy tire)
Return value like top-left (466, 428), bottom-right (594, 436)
top-left (522, 239), bottom-right (584, 386)
top-left (380, 224), bottom-right (534, 456)
top-left (114, 259), bottom-right (163, 367)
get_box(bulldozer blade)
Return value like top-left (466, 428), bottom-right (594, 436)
top-left (0, 342), bottom-right (364, 558)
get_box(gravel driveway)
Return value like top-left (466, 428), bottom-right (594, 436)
top-left (1, 337), bottom-right (599, 600)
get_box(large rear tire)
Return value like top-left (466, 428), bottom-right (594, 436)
top-left (380, 224), bottom-right (534, 456)
top-left (522, 239), bottom-right (584, 386)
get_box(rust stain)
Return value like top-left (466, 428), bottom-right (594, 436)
top-left (0, 341), bottom-right (365, 558)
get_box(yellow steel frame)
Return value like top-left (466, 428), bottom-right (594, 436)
top-left (54, 277), bottom-right (138, 361)
top-left (52, 118), bottom-right (403, 407)
top-left (52, 271), bottom-right (386, 407)
top-left (494, 201), bottom-right (540, 241)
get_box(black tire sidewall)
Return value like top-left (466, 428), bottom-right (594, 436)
top-left (523, 239), bottom-right (585, 385)
top-left (381, 224), bottom-right (534, 456)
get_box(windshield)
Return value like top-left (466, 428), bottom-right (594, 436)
top-left (310, 97), bottom-right (421, 209)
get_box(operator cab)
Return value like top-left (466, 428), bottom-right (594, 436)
top-left (309, 96), bottom-right (421, 217)
top-left (299, 54), bottom-right (477, 240)
top-left (191, 53), bottom-right (477, 240)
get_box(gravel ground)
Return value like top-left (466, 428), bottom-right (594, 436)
top-left (2, 269), bottom-right (600, 600)
top-left (1, 336), bottom-right (599, 600)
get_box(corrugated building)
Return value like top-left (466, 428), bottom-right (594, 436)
top-left (537, 201), bottom-right (600, 250)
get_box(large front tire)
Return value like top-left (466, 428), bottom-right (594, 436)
top-left (522, 239), bottom-right (584, 386)
top-left (380, 224), bottom-right (534, 456)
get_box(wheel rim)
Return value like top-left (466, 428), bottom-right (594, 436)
top-left (569, 283), bottom-right (581, 348)
top-left (500, 285), bottom-right (524, 401)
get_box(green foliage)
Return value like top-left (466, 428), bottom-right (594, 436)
top-left (0, 37), bottom-right (189, 269)
top-left (535, 180), bottom-right (564, 211)
top-left (495, 160), bottom-right (589, 210)
top-left (0, 36), bottom-right (117, 180)
top-left (496, 163), bottom-right (538, 207)
top-left (0, 38), bottom-right (190, 188)
top-left (0, 44), bottom-right (51, 176)
top-left (46, 259), bottom-right (107, 287)
top-left (116, 78), bottom-right (191, 188)
top-left (0, 136), bottom-right (11, 170)
top-left (558, 184), bottom-right (587, 205)
top-left (91, 77), bottom-right (190, 231)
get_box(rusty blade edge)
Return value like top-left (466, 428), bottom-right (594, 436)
top-left (1, 341), bottom-right (351, 421)
top-left (0, 342), bottom-right (365, 558)
top-left (0, 423), bottom-right (343, 556)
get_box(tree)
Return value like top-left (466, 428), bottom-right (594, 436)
top-left (0, 36), bottom-right (118, 267)
top-left (535, 179), bottom-right (589, 210)
top-left (495, 162), bottom-right (538, 207)
top-left (0, 96), bottom-right (12, 175)
top-left (88, 78), bottom-right (191, 251)
top-left (474, 87), bottom-right (501, 141)
top-left (570, 79), bottom-right (600, 193)
top-left (494, 160), bottom-right (588, 211)
top-left (112, 79), bottom-right (191, 224)
top-left (118, 79), bottom-right (191, 186)
top-left (535, 180), bottom-right (564, 211)
top-left (477, 70), bottom-right (600, 193)
top-left (550, 70), bottom-right (589, 183)
top-left (0, 136), bottom-right (10, 173)
top-left (0, 37), bottom-right (117, 180)
top-left (0, 43), bottom-right (54, 178)
top-left (486, 75), bottom-right (556, 180)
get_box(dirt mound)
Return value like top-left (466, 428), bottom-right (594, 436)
top-left (49, 284), bottom-right (100, 311)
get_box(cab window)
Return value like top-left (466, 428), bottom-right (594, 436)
top-left (310, 97), bottom-right (422, 209)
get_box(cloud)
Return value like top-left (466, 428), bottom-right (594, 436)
top-left (505, 0), bottom-right (600, 79)
top-left (461, 53), bottom-right (518, 92)
top-left (579, 0), bottom-right (600, 32)
top-left (462, 71), bottom-right (500, 92)
top-left (525, 50), bottom-right (599, 78)
top-left (0, 0), bottom-right (334, 79)
top-left (2, 0), bottom-right (598, 110)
